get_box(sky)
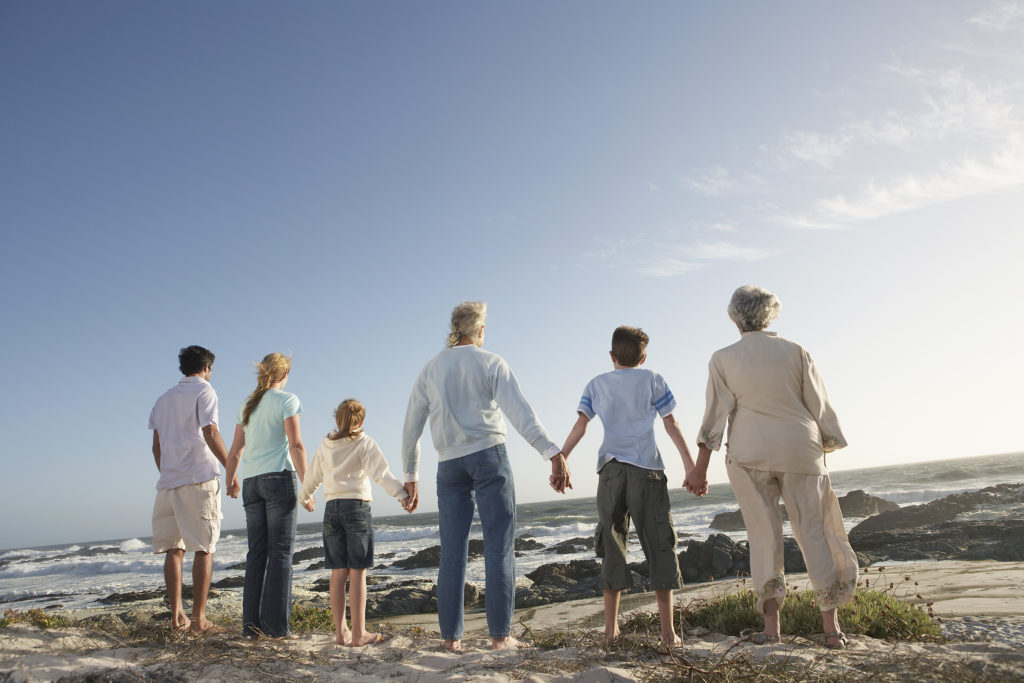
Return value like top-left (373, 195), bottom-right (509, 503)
top-left (1, 1), bottom-right (1022, 550)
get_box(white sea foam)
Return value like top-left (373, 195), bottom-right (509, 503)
top-left (119, 538), bottom-right (147, 552)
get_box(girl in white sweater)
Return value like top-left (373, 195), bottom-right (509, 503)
top-left (300, 399), bottom-right (410, 646)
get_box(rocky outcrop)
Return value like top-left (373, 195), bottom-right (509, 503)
top-left (710, 490), bottom-right (899, 531)
top-left (547, 537), bottom-right (595, 554)
top-left (851, 484), bottom-right (1024, 534)
top-left (849, 519), bottom-right (1024, 563)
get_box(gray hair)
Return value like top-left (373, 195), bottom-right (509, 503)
top-left (728, 285), bottom-right (781, 332)
top-left (447, 301), bottom-right (487, 347)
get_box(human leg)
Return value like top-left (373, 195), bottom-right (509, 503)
top-left (436, 456), bottom-right (473, 647)
top-left (163, 549), bottom-right (189, 630)
top-left (259, 472), bottom-right (298, 637)
top-left (726, 460), bottom-right (786, 633)
top-left (655, 590), bottom-right (680, 646)
top-left (189, 551), bottom-right (219, 634)
top-left (347, 569), bottom-right (381, 645)
top-left (468, 445), bottom-right (520, 646)
top-left (330, 569), bottom-right (350, 645)
top-left (603, 589), bottom-right (621, 643)
top-left (242, 477), bottom-right (269, 637)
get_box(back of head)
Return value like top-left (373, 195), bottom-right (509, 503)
top-left (447, 301), bottom-right (487, 347)
top-left (611, 326), bottom-right (649, 367)
top-left (242, 352), bottom-right (293, 426)
top-left (330, 399), bottom-right (366, 440)
top-left (728, 285), bottom-right (781, 332)
top-left (179, 345), bottom-right (215, 375)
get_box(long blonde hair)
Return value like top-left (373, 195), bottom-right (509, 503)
top-left (241, 353), bottom-right (292, 426)
top-left (328, 399), bottom-right (365, 440)
top-left (446, 301), bottom-right (487, 347)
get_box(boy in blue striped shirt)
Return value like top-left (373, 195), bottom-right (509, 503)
top-left (559, 326), bottom-right (699, 646)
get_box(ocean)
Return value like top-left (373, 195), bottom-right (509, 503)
top-left (3, 452), bottom-right (1022, 612)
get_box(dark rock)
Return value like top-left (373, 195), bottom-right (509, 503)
top-left (97, 589), bottom-right (165, 605)
top-left (307, 560), bottom-right (327, 571)
top-left (392, 545), bottom-right (441, 569)
top-left (526, 559), bottom-right (601, 586)
top-left (710, 490), bottom-right (898, 531)
top-left (547, 537), bottom-right (594, 554)
top-left (850, 519), bottom-right (1024, 562)
top-left (366, 584), bottom-right (436, 618)
top-left (468, 539), bottom-right (485, 557)
top-left (851, 483), bottom-right (1024, 534)
top-left (211, 575), bottom-right (245, 589)
top-left (292, 547), bottom-right (324, 565)
top-left (515, 536), bottom-right (545, 551)
top-left (227, 562), bottom-right (246, 570)
top-left (782, 538), bottom-right (806, 573)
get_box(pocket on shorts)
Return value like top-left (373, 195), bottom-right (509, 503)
top-left (594, 523), bottom-right (605, 558)
top-left (657, 520), bottom-right (677, 552)
top-left (598, 461), bottom-right (624, 483)
top-left (200, 479), bottom-right (221, 520)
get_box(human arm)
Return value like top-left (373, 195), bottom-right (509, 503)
top-left (284, 414), bottom-right (307, 483)
top-left (662, 413), bottom-right (697, 476)
top-left (697, 357), bottom-right (734, 453)
top-left (550, 412), bottom-right (590, 494)
top-left (492, 359), bottom-right (560, 461)
top-left (152, 431), bottom-right (161, 471)
top-left (684, 445), bottom-right (712, 497)
top-left (403, 482), bottom-right (418, 512)
top-left (801, 350), bottom-right (847, 453)
top-left (363, 438), bottom-right (410, 502)
top-left (201, 422), bottom-right (230, 469)
top-left (224, 425), bottom-right (245, 498)
top-left (400, 373), bottom-right (430, 484)
top-left (297, 439), bottom-right (326, 510)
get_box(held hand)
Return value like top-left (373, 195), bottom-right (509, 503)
top-left (302, 498), bottom-right (316, 512)
top-left (549, 453), bottom-right (572, 494)
top-left (227, 477), bottom-right (240, 499)
top-left (683, 474), bottom-right (708, 497)
top-left (403, 482), bottom-right (419, 513)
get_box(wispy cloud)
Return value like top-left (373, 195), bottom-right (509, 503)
top-left (780, 130), bottom-right (853, 168)
top-left (636, 258), bottom-right (706, 277)
top-left (681, 166), bottom-right (736, 196)
top-left (712, 222), bottom-right (737, 233)
top-left (680, 241), bottom-right (780, 262)
top-left (590, 237), bottom-right (779, 278)
top-left (815, 135), bottom-right (1024, 221)
top-left (969, 1), bottom-right (1024, 31)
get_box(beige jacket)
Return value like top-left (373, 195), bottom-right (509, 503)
top-left (300, 432), bottom-right (408, 503)
top-left (698, 331), bottom-right (846, 475)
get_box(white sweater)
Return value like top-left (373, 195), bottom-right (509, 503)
top-left (401, 345), bottom-right (559, 482)
top-left (299, 432), bottom-right (408, 503)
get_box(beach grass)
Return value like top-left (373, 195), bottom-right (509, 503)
top-left (0, 607), bottom-right (74, 630)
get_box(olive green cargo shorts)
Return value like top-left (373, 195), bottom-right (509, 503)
top-left (595, 459), bottom-right (682, 591)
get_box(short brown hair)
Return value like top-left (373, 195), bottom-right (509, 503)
top-left (611, 326), bottom-right (649, 367)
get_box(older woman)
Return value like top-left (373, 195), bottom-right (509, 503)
top-left (401, 301), bottom-right (570, 651)
top-left (225, 352), bottom-right (307, 639)
top-left (687, 286), bottom-right (859, 649)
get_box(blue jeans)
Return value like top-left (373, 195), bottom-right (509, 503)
top-left (242, 470), bottom-right (297, 637)
top-left (436, 443), bottom-right (516, 640)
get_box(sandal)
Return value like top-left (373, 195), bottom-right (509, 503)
top-left (824, 631), bottom-right (848, 649)
top-left (740, 628), bottom-right (780, 644)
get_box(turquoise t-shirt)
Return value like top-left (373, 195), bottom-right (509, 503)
top-left (237, 389), bottom-right (303, 478)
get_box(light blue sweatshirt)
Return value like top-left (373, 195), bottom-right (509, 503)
top-left (401, 345), bottom-right (559, 482)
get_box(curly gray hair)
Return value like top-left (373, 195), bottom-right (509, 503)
top-left (728, 285), bottom-right (781, 332)
top-left (447, 301), bottom-right (487, 347)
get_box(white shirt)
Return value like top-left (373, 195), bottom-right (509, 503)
top-left (149, 376), bottom-right (221, 490)
top-left (577, 368), bottom-right (676, 472)
top-left (300, 432), bottom-right (407, 503)
top-left (401, 345), bottom-right (560, 482)
top-left (698, 330), bottom-right (846, 475)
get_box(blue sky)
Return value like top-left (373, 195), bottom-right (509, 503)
top-left (2, 1), bottom-right (1022, 549)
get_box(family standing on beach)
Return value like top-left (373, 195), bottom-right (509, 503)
top-left (146, 285), bottom-right (859, 651)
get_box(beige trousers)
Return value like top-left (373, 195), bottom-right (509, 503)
top-left (726, 457), bottom-right (859, 612)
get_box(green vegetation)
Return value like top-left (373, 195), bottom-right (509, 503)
top-left (621, 567), bottom-right (942, 642)
top-left (288, 603), bottom-right (335, 634)
top-left (0, 608), bottom-right (74, 630)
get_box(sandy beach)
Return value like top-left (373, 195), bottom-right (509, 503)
top-left (3, 559), bottom-right (1023, 681)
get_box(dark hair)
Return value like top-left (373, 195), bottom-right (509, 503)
top-left (179, 345), bottom-right (215, 376)
top-left (611, 326), bottom-right (649, 367)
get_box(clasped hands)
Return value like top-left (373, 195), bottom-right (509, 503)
top-left (683, 470), bottom-right (708, 497)
top-left (549, 453), bottom-right (572, 494)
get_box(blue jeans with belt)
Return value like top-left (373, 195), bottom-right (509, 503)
top-left (242, 470), bottom-right (297, 637)
top-left (436, 443), bottom-right (516, 640)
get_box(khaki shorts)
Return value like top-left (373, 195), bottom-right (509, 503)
top-left (152, 478), bottom-right (222, 554)
top-left (595, 460), bottom-right (682, 591)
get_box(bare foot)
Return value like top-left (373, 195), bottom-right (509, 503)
top-left (491, 636), bottom-right (528, 650)
top-left (189, 619), bottom-right (225, 636)
top-left (172, 616), bottom-right (191, 632)
top-left (661, 633), bottom-right (682, 648)
top-left (603, 629), bottom-right (620, 645)
top-left (443, 639), bottom-right (463, 651)
top-left (350, 631), bottom-right (383, 647)
top-left (336, 628), bottom-right (352, 646)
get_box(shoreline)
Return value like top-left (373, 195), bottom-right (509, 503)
top-left (4, 560), bottom-right (1024, 681)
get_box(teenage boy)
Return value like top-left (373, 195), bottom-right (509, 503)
top-left (558, 326), bottom-right (703, 646)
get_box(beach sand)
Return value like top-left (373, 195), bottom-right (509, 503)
top-left (3, 560), bottom-right (1023, 681)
